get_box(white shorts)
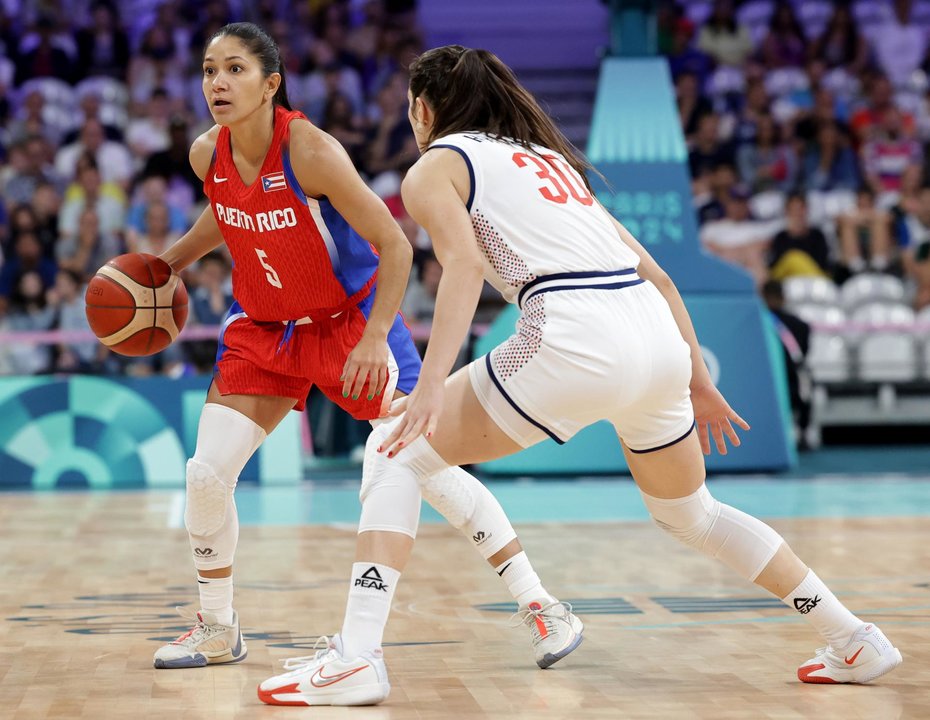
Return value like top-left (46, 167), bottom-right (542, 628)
top-left (469, 270), bottom-right (695, 453)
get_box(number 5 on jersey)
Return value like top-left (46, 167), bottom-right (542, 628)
top-left (255, 249), bottom-right (283, 288)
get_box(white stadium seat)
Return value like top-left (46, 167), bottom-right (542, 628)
top-left (840, 274), bottom-right (907, 311)
top-left (792, 303), bottom-right (846, 329)
top-left (849, 302), bottom-right (915, 327)
top-left (783, 276), bottom-right (840, 307)
top-left (808, 332), bottom-right (852, 383)
top-left (858, 334), bottom-right (919, 383)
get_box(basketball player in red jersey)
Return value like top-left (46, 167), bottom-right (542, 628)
top-left (151, 24), bottom-right (582, 672)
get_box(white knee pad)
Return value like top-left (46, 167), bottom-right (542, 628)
top-left (185, 403), bottom-right (266, 569)
top-left (421, 466), bottom-right (517, 559)
top-left (359, 421), bottom-right (517, 558)
top-left (641, 484), bottom-right (784, 582)
top-left (357, 421), bottom-right (421, 539)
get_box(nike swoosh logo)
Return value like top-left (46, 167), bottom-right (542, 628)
top-left (214, 174), bottom-right (228, 183)
top-left (310, 664), bottom-right (368, 688)
top-left (497, 562), bottom-right (512, 577)
top-left (845, 647), bottom-right (864, 665)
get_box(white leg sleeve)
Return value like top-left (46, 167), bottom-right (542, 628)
top-left (360, 421), bottom-right (518, 559)
top-left (357, 420), bottom-right (421, 538)
top-left (640, 484), bottom-right (784, 582)
top-left (185, 403), bottom-right (266, 570)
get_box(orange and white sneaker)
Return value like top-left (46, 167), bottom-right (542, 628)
top-left (153, 607), bottom-right (247, 669)
top-left (798, 623), bottom-right (902, 684)
top-left (258, 634), bottom-right (390, 706)
top-left (511, 600), bottom-right (584, 669)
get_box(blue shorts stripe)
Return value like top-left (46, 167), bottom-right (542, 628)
top-left (626, 423), bottom-right (696, 454)
top-left (518, 268), bottom-right (638, 307)
top-left (484, 354), bottom-right (565, 445)
top-left (358, 291), bottom-right (422, 394)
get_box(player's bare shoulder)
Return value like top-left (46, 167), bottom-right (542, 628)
top-left (189, 125), bottom-right (222, 181)
top-left (287, 117), bottom-right (356, 197)
top-left (403, 146), bottom-right (470, 206)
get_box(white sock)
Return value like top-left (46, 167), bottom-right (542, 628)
top-left (198, 574), bottom-right (234, 626)
top-left (340, 562), bottom-right (400, 659)
top-left (783, 570), bottom-right (862, 648)
top-left (495, 551), bottom-right (556, 608)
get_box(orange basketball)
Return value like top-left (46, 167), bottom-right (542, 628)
top-left (85, 253), bottom-right (188, 357)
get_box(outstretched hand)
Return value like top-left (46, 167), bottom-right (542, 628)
top-left (691, 381), bottom-right (750, 455)
top-left (378, 380), bottom-right (445, 457)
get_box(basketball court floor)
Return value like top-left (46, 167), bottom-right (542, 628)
top-left (2, 453), bottom-right (929, 719)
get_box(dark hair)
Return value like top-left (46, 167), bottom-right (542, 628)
top-left (409, 45), bottom-right (597, 190)
top-left (786, 191), bottom-right (806, 207)
top-left (207, 22), bottom-right (291, 110)
top-left (761, 279), bottom-right (784, 305)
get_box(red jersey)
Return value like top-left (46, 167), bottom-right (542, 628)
top-left (204, 105), bottom-right (379, 322)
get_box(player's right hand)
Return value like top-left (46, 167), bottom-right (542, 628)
top-left (341, 333), bottom-right (389, 400)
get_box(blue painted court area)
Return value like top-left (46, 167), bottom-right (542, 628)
top-left (180, 473), bottom-right (930, 528)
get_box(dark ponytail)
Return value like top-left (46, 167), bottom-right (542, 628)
top-left (207, 22), bottom-right (292, 110)
top-left (409, 45), bottom-right (596, 190)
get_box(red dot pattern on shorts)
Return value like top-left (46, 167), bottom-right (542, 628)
top-left (492, 293), bottom-right (545, 381)
top-left (472, 210), bottom-right (536, 287)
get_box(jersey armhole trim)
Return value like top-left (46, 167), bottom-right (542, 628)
top-left (428, 144), bottom-right (475, 212)
top-left (282, 147), bottom-right (308, 206)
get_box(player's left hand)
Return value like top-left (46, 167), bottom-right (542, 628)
top-left (378, 379), bottom-right (444, 457)
top-left (691, 380), bottom-right (750, 456)
top-left (341, 334), bottom-right (389, 401)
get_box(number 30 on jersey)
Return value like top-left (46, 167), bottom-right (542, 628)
top-left (512, 152), bottom-right (594, 206)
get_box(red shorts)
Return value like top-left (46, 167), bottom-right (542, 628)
top-left (213, 298), bottom-right (421, 419)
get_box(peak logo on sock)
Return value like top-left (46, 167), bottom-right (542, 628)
top-left (472, 530), bottom-right (491, 546)
top-left (793, 595), bottom-right (821, 614)
top-left (355, 566), bottom-right (388, 592)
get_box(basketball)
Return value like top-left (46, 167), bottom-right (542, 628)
top-left (85, 253), bottom-right (189, 357)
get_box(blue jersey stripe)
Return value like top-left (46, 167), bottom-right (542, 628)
top-left (318, 198), bottom-right (379, 296)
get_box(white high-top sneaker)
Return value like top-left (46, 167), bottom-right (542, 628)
top-left (258, 634), bottom-right (390, 706)
top-left (798, 622), bottom-right (902, 684)
top-left (512, 600), bottom-right (584, 669)
top-left (153, 607), bottom-right (247, 669)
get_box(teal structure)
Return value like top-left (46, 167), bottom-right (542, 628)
top-left (0, 376), bottom-right (301, 489)
top-left (477, 58), bottom-right (794, 475)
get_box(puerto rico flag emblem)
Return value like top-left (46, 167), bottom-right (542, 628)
top-left (262, 172), bottom-right (287, 192)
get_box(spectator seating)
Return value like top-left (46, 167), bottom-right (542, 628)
top-left (839, 274), bottom-right (908, 311)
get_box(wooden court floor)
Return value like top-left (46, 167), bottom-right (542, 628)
top-left (1, 490), bottom-right (927, 719)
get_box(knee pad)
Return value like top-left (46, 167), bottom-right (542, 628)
top-left (185, 459), bottom-right (231, 536)
top-left (357, 424), bottom-right (421, 539)
top-left (420, 466), bottom-right (517, 559)
top-left (641, 484), bottom-right (784, 581)
top-left (185, 459), bottom-right (240, 569)
top-left (184, 403), bottom-right (265, 569)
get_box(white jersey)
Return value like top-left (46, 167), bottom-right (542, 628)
top-left (427, 132), bottom-right (640, 304)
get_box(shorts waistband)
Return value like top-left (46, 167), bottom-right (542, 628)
top-left (282, 312), bottom-right (342, 327)
top-left (518, 268), bottom-right (643, 309)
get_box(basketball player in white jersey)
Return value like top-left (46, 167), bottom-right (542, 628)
top-left (258, 46), bottom-right (902, 706)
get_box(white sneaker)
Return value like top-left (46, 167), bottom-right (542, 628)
top-left (798, 622), bottom-right (902, 684)
top-left (258, 634), bottom-right (390, 706)
top-left (511, 600), bottom-right (584, 669)
top-left (153, 607), bottom-right (247, 669)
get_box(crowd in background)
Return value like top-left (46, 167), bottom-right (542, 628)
top-left (0, 0), bottom-right (439, 377)
top-left (662, 0), bottom-right (930, 303)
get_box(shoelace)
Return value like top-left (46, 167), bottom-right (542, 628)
top-left (281, 635), bottom-right (335, 671)
top-left (508, 601), bottom-right (574, 635)
top-left (170, 606), bottom-right (218, 645)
